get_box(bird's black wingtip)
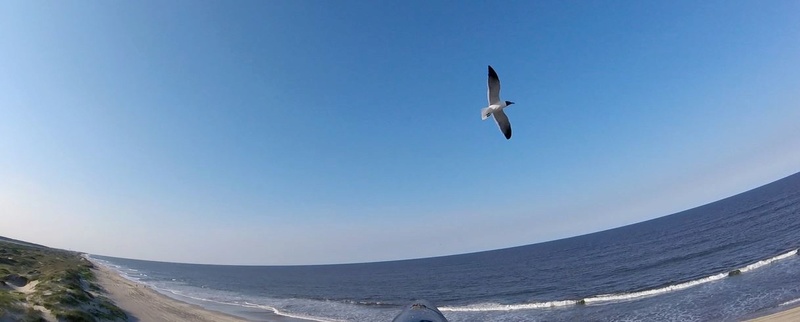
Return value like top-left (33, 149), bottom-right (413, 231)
top-left (488, 65), bottom-right (498, 79)
top-left (503, 128), bottom-right (512, 140)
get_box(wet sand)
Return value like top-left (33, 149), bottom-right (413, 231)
top-left (93, 264), bottom-right (313, 322)
top-left (747, 304), bottom-right (800, 322)
top-left (93, 264), bottom-right (249, 322)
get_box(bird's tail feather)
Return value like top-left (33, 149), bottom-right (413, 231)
top-left (481, 107), bottom-right (492, 120)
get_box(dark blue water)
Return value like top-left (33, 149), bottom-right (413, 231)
top-left (92, 172), bottom-right (800, 321)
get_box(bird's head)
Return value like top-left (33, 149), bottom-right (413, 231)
top-left (505, 101), bottom-right (515, 106)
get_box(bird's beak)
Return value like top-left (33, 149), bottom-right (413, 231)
top-left (508, 101), bottom-right (515, 105)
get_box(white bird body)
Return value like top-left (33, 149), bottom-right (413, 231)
top-left (481, 103), bottom-right (508, 120)
top-left (481, 65), bottom-right (514, 139)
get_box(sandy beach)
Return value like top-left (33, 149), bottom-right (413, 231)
top-left (747, 304), bottom-right (800, 322)
top-left (93, 264), bottom-right (248, 322)
top-left (92, 263), bottom-right (317, 322)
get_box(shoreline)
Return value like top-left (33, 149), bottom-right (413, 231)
top-left (91, 263), bottom-right (314, 322)
top-left (746, 303), bottom-right (800, 322)
top-left (89, 258), bottom-right (800, 322)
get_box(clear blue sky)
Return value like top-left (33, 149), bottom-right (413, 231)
top-left (2, 1), bottom-right (799, 265)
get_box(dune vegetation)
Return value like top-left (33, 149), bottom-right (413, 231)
top-left (0, 238), bottom-right (126, 322)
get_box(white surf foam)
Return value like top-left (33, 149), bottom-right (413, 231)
top-left (441, 248), bottom-right (799, 312)
top-left (86, 255), bottom-right (340, 321)
top-left (779, 298), bottom-right (800, 307)
top-left (739, 249), bottom-right (798, 273)
top-left (440, 300), bottom-right (578, 312)
top-left (242, 302), bottom-right (345, 322)
top-left (152, 287), bottom-right (342, 322)
top-left (583, 272), bottom-right (729, 304)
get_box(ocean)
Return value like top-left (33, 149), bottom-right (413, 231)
top-left (90, 172), bottom-right (800, 321)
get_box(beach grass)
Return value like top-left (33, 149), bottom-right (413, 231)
top-left (0, 239), bottom-right (126, 321)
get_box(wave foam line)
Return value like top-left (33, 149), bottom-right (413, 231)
top-left (583, 272), bottom-right (728, 304)
top-left (241, 302), bottom-right (344, 322)
top-left (442, 248), bottom-right (799, 312)
top-left (86, 256), bottom-right (341, 322)
top-left (85, 256), bottom-right (143, 283)
top-left (155, 289), bottom-right (342, 322)
top-left (779, 298), bottom-right (800, 307)
top-left (440, 300), bottom-right (577, 312)
top-left (739, 249), bottom-right (798, 273)
top-left (154, 288), bottom-right (341, 322)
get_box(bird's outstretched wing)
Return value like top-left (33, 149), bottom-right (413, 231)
top-left (487, 65), bottom-right (501, 105)
top-left (493, 109), bottom-right (512, 139)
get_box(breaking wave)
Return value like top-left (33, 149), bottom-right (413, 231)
top-left (442, 248), bottom-right (798, 312)
top-left (779, 297), bottom-right (800, 307)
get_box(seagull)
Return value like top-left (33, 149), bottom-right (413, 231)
top-left (481, 65), bottom-right (515, 140)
